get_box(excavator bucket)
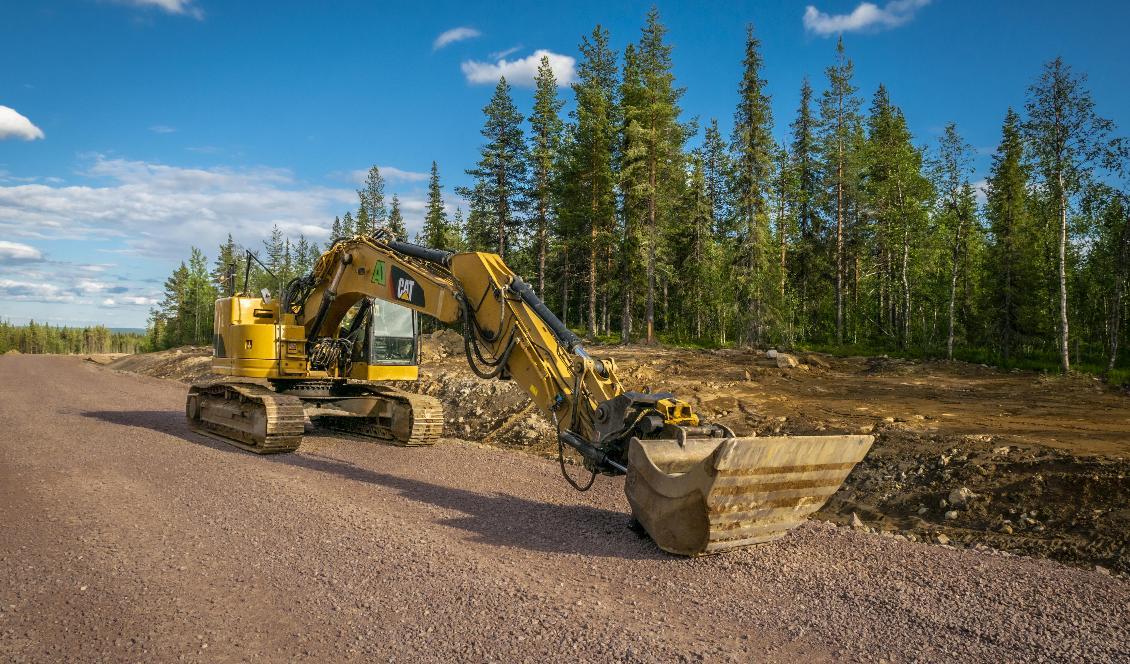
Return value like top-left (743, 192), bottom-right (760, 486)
top-left (625, 434), bottom-right (873, 556)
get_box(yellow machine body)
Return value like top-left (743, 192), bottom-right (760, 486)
top-left (210, 295), bottom-right (419, 382)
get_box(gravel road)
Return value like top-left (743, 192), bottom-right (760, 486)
top-left (1, 355), bottom-right (1126, 663)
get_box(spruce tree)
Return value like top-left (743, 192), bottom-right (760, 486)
top-left (788, 78), bottom-right (822, 330)
top-left (818, 37), bottom-right (862, 344)
top-left (562, 24), bottom-right (618, 336)
top-left (530, 55), bottom-right (565, 297)
top-left (730, 23), bottom-right (776, 344)
top-left (458, 77), bottom-right (528, 259)
top-left (932, 123), bottom-right (976, 360)
top-left (212, 233), bottom-right (243, 296)
top-left (328, 215), bottom-right (343, 250)
top-left (422, 161), bottom-right (455, 249)
top-left (341, 210), bottom-right (356, 238)
top-left (358, 165), bottom-right (387, 235)
top-left (985, 108), bottom-right (1034, 361)
top-left (861, 84), bottom-right (931, 347)
top-left (388, 193), bottom-right (407, 241)
top-left (261, 225), bottom-right (286, 294)
top-left (294, 235), bottom-right (311, 275)
top-left (355, 205), bottom-right (372, 238)
top-left (620, 8), bottom-right (686, 343)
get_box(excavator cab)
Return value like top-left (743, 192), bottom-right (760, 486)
top-left (344, 299), bottom-right (420, 381)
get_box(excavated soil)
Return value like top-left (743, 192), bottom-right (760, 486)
top-left (108, 333), bottom-right (1130, 575)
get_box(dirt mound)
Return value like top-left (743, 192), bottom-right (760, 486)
top-left (109, 346), bottom-right (214, 383)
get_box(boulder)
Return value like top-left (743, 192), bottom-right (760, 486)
top-left (948, 487), bottom-right (976, 507)
top-left (803, 353), bottom-right (830, 369)
top-left (775, 353), bottom-right (799, 369)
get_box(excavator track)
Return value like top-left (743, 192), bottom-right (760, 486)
top-left (305, 384), bottom-right (444, 446)
top-left (186, 381), bottom-right (305, 454)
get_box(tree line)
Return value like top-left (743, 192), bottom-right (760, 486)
top-left (0, 320), bottom-right (145, 355)
top-left (149, 9), bottom-right (1129, 380)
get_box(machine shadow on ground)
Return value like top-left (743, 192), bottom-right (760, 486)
top-left (81, 409), bottom-right (666, 560)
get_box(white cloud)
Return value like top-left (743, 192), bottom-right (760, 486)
top-left (971, 178), bottom-right (988, 206)
top-left (0, 241), bottom-right (44, 263)
top-left (149, 124), bottom-right (177, 134)
top-left (0, 106), bottom-right (45, 141)
top-left (803, 0), bottom-right (930, 36)
top-left (118, 0), bottom-right (203, 19)
top-left (489, 46), bottom-right (522, 60)
top-left (434, 26), bottom-right (481, 50)
top-left (381, 166), bottom-right (430, 182)
top-left (121, 295), bottom-right (158, 306)
top-left (0, 279), bottom-right (72, 303)
top-left (348, 166), bottom-right (429, 184)
top-left (461, 49), bottom-right (576, 87)
top-left (0, 155), bottom-right (357, 258)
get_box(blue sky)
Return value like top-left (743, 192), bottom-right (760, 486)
top-left (1, 0), bottom-right (1128, 328)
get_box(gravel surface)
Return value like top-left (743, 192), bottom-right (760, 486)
top-left (1, 355), bottom-right (1126, 663)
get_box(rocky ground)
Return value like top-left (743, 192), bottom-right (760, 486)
top-left (1, 353), bottom-right (1127, 662)
top-left (106, 333), bottom-right (1129, 577)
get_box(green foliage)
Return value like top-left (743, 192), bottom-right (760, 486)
top-left (421, 162), bottom-right (458, 250)
top-left (0, 319), bottom-right (145, 354)
top-left (457, 77), bottom-right (529, 260)
top-left (358, 165), bottom-right (388, 237)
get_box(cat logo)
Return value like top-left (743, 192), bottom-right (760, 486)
top-left (396, 278), bottom-right (415, 302)
top-left (389, 266), bottom-right (426, 307)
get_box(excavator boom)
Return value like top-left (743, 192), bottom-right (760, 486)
top-left (189, 233), bottom-right (873, 556)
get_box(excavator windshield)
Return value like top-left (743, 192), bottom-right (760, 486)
top-left (368, 301), bottom-right (416, 365)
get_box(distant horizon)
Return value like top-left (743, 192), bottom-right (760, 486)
top-left (3, 0), bottom-right (1128, 328)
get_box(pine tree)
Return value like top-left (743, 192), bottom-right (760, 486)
top-left (702, 118), bottom-right (731, 235)
top-left (1024, 57), bottom-right (1118, 372)
top-left (682, 155), bottom-right (722, 339)
top-left (730, 23), bottom-right (776, 344)
top-left (620, 8), bottom-right (687, 343)
top-left (212, 233), bottom-right (243, 296)
top-left (294, 235), bottom-right (312, 276)
top-left (932, 123), bottom-right (976, 360)
top-left (458, 77), bottom-right (528, 259)
top-left (388, 193), bottom-right (407, 241)
top-left (985, 108), bottom-right (1035, 361)
top-left (328, 215), bottom-right (343, 250)
top-left (818, 36), bottom-right (862, 344)
top-left (530, 55), bottom-right (565, 297)
top-left (561, 24), bottom-right (619, 337)
top-left (260, 224), bottom-right (286, 294)
top-left (861, 84), bottom-right (932, 347)
top-left (341, 210), bottom-right (356, 238)
top-left (355, 205), bottom-right (372, 238)
top-left (358, 166), bottom-right (388, 236)
top-left (461, 181), bottom-right (494, 251)
top-left (422, 161), bottom-right (456, 249)
top-left (160, 262), bottom-right (190, 347)
top-left (788, 78), bottom-right (823, 332)
top-left (451, 208), bottom-right (465, 249)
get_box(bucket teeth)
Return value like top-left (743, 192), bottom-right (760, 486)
top-left (625, 435), bottom-right (873, 556)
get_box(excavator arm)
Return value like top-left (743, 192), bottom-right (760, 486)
top-left (279, 234), bottom-right (874, 555)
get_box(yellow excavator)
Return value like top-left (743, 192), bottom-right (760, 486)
top-left (186, 232), bottom-right (873, 556)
